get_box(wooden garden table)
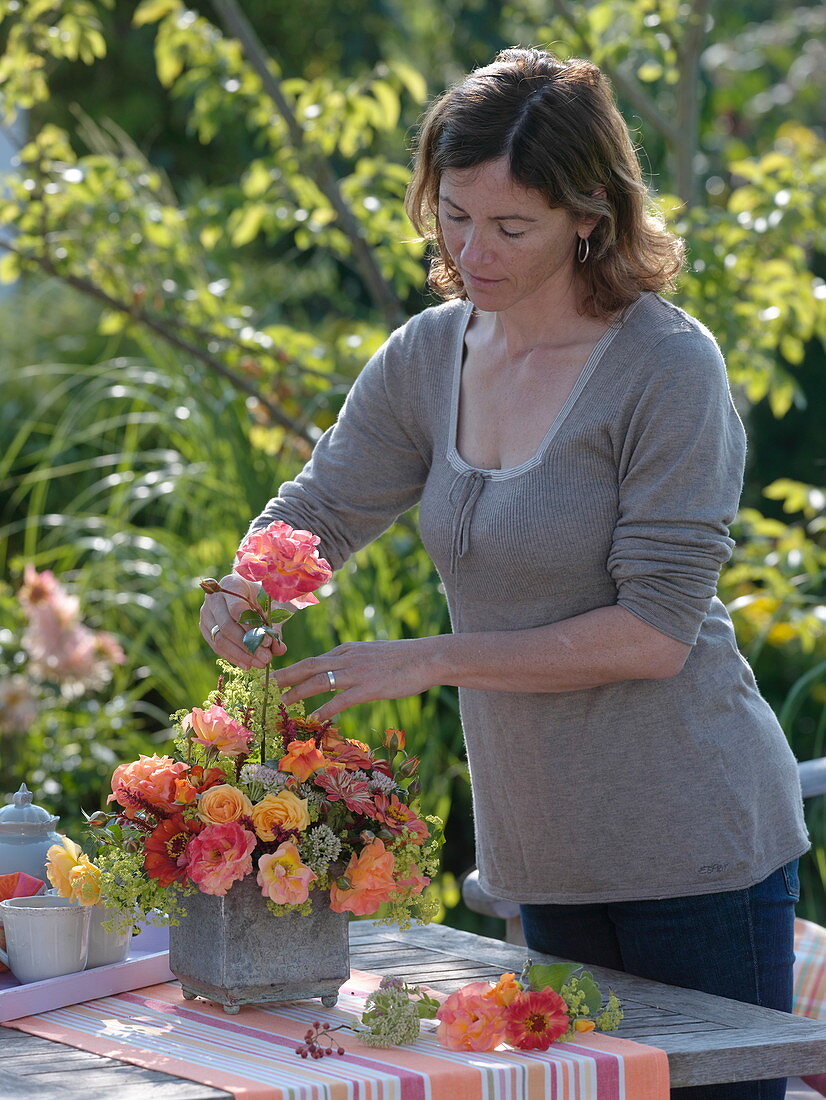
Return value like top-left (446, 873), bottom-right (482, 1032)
top-left (1, 920), bottom-right (824, 1097)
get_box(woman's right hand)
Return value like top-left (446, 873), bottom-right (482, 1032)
top-left (199, 572), bottom-right (288, 670)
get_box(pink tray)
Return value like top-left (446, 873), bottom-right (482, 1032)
top-left (0, 923), bottom-right (174, 1023)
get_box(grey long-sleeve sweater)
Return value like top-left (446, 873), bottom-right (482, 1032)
top-left (248, 292), bottom-right (808, 904)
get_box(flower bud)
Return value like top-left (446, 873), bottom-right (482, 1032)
top-left (200, 578), bottom-right (222, 593)
top-left (86, 811), bottom-right (109, 828)
top-left (398, 756), bottom-right (419, 778)
top-left (383, 728), bottom-right (406, 752)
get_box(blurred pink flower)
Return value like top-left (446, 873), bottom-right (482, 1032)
top-left (257, 842), bottom-right (317, 905)
top-left (436, 984), bottom-right (507, 1051)
top-left (0, 676), bottom-right (39, 733)
top-left (186, 822), bottom-right (257, 896)
top-left (108, 754), bottom-right (189, 819)
top-left (235, 521), bottom-right (332, 608)
top-left (182, 705), bottom-right (254, 757)
top-left (18, 566), bottom-right (124, 695)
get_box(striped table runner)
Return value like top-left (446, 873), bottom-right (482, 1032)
top-left (3, 971), bottom-right (670, 1099)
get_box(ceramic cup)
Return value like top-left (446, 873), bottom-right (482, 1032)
top-left (0, 895), bottom-right (91, 983)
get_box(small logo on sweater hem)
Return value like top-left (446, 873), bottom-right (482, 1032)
top-left (697, 863), bottom-right (729, 875)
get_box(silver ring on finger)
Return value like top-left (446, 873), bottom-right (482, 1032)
top-left (326, 670), bottom-right (337, 691)
top-left (210, 624), bottom-right (221, 639)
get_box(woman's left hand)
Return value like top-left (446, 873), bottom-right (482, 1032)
top-left (275, 638), bottom-right (440, 722)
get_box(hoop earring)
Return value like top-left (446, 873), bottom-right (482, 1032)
top-left (577, 236), bottom-right (590, 263)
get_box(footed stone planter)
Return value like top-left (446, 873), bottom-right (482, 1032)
top-left (168, 876), bottom-right (350, 1014)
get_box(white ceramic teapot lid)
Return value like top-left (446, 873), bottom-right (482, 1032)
top-left (0, 784), bottom-right (59, 833)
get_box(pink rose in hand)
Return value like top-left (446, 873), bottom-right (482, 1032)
top-left (107, 754), bottom-right (190, 820)
top-left (186, 822), bottom-right (257, 896)
top-left (183, 705), bottom-right (254, 757)
top-left (257, 842), bottom-right (317, 905)
top-left (235, 521), bottom-right (332, 608)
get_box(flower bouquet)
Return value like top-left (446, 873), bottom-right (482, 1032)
top-left (84, 521), bottom-right (442, 1009)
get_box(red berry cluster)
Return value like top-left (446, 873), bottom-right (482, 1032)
top-left (295, 1021), bottom-right (347, 1059)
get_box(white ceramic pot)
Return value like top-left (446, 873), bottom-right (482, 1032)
top-left (85, 905), bottom-right (132, 968)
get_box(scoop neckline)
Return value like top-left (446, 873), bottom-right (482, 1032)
top-left (446, 297), bottom-right (641, 480)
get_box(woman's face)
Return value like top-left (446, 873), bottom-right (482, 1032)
top-left (438, 157), bottom-right (589, 315)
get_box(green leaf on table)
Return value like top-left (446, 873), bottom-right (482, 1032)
top-left (415, 993), bottom-right (440, 1018)
top-left (238, 609), bottom-right (263, 626)
top-left (242, 626), bottom-right (267, 654)
top-left (575, 971), bottom-right (603, 1015)
top-left (529, 962), bottom-right (580, 993)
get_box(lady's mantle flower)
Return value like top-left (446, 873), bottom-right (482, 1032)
top-left (503, 989), bottom-right (570, 1050)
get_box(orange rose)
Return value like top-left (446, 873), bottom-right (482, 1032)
top-left (197, 784), bottom-right (253, 825)
top-left (251, 791), bottom-right (310, 840)
top-left (488, 972), bottom-right (521, 1007)
top-left (330, 838), bottom-right (397, 916)
top-left (279, 739), bottom-right (327, 781)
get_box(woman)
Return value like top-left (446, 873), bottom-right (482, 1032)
top-left (202, 49), bottom-right (808, 1099)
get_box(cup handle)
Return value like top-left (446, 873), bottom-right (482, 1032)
top-left (0, 911), bottom-right (8, 968)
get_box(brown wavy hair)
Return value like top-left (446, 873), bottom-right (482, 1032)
top-left (405, 48), bottom-right (684, 318)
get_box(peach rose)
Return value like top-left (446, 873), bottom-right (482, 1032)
top-left (329, 838), bottom-right (397, 916)
top-left (183, 705), bottom-right (254, 758)
top-left (436, 984), bottom-right (507, 1052)
top-left (107, 754), bottom-right (189, 819)
top-left (236, 521), bottom-right (332, 608)
top-left (489, 973), bottom-right (521, 1007)
top-left (257, 842), bottom-right (317, 905)
top-left (197, 784), bottom-right (254, 826)
top-left (251, 791), bottom-right (310, 840)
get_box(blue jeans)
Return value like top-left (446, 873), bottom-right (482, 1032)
top-left (520, 861), bottom-right (799, 1099)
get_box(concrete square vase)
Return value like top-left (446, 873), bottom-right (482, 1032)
top-left (168, 876), bottom-right (350, 1014)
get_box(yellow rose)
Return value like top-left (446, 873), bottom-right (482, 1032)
top-left (68, 856), bottom-right (101, 906)
top-left (45, 835), bottom-right (84, 897)
top-left (197, 783), bottom-right (253, 825)
top-left (251, 791), bottom-right (310, 840)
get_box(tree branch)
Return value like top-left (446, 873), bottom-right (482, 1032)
top-left (547, 0), bottom-right (681, 147)
top-left (0, 240), bottom-right (316, 445)
top-left (210, 0), bottom-right (407, 331)
top-left (673, 0), bottom-right (711, 206)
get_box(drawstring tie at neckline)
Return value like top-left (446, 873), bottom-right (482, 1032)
top-left (448, 469), bottom-right (486, 574)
